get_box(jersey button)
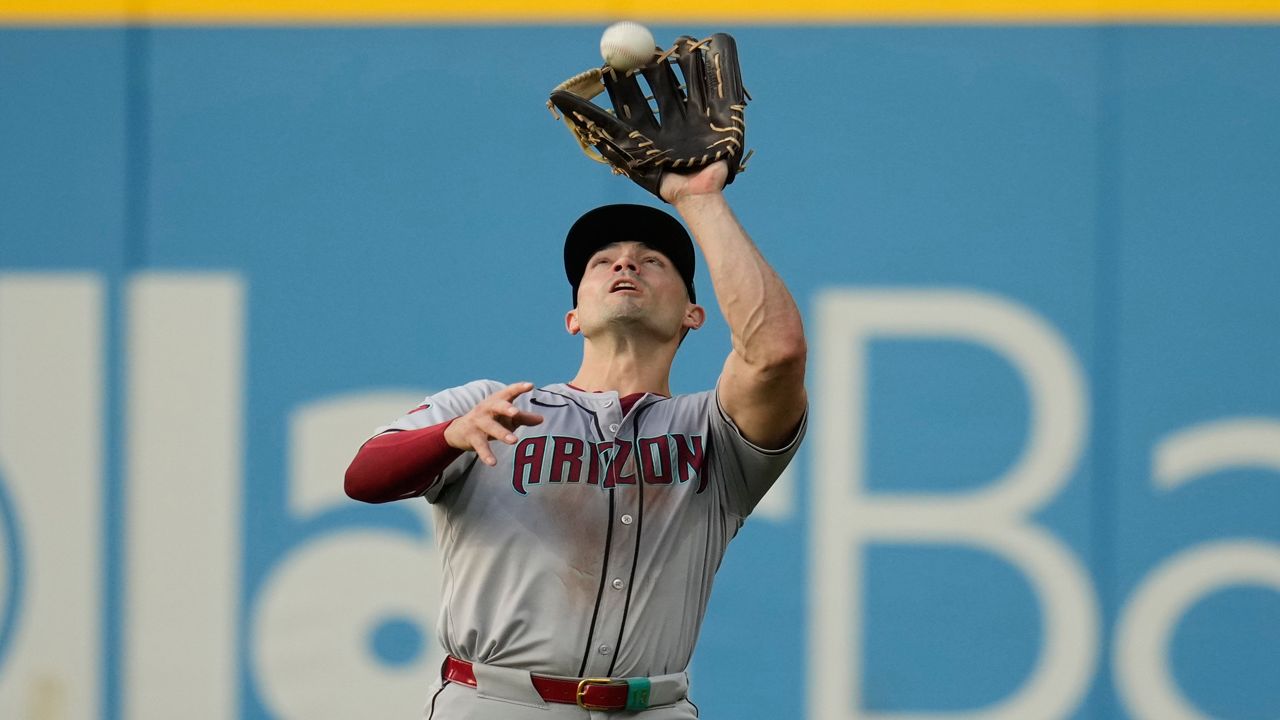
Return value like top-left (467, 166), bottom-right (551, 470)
top-left (598, 644), bottom-right (612, 655)
top-left (603, 400), bottom-right (614, 407)
top-left (608, 423), bottom-right (620, 432)
top-left (621, 514), bottom-right (633, 525)
top-left (612, 578), bottom-right (625, 590)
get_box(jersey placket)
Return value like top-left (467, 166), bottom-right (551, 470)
top-left (580, 395), bottom-right (644, 678)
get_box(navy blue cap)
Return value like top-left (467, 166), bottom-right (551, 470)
top-left (564, 204), bottom-right (696, 307)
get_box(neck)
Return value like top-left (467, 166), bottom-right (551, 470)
top-left (569, 332), bottom-right (677, 397)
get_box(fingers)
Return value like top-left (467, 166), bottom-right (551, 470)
top-left (496, 381), bottom-right (536, 400)
top-left (462, 382), bottom-right (545, 466)
top-left (464, 416), bottom-right (516, 467)
top-left (510, 410), bottom-right (545, 427)
top-left (468, 431), bottom-right (499, 467)
top-left (492, 382), bottom-right (543, 426)
top-left (470, 414), bottom-right (516, 467)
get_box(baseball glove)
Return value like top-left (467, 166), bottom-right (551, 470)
top-left (547, 33), bottom-right (751, 199)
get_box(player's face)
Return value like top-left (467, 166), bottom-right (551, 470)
top-left (570, 241), bottom-right (699, 341)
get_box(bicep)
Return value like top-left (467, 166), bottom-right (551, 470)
top-left (717, 349), bottom-right (807, 450)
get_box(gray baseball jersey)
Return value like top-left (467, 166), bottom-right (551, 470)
top-left (372, 380), bottom-right (806, 716)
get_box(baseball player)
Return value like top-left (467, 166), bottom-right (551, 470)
top-left (345, 34), bottom-right (804, 719)
top-left (344, 163), bottom-right (806, 717)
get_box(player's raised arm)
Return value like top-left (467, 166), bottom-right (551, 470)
top-left (662, 163), bottom-right (807, 449)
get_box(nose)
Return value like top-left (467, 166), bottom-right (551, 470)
top-left (612, 255), bottom-right (639, 273)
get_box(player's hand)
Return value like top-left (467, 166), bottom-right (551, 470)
top-left (443, 382), bottom-right (545, 467)
top-left (660, 160), bottom-right (729, 205)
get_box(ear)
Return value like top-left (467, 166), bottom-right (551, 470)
top-left (565, 308), bottom-right (582, 335)
top-left (683, 303), bottom-right (706, 331)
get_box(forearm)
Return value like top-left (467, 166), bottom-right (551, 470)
top-left (673, 192), bottom-right (806, 370)
top-left (344, 419), bottom-right (464, 503)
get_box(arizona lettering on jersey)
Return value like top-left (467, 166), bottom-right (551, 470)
top-left (369, 380), bottom-right (805, 680)
top-left (511, 433), bottom-right (705, 494)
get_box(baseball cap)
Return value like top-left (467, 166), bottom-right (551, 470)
top-left (564, 204), bottom-right (697, 307)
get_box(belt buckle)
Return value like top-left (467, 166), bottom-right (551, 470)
top-left (576, 677), bottom-right (624, 711)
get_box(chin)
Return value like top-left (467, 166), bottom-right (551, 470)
top-left (582, 311), bottom-right (661, 338)
top-left (598, 300), bottom-right (646, 321)
top-left (600, 312), bottom-right (651, 331)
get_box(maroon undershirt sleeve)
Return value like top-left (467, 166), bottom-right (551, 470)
top-left (344, 419), bottom-right (465, 503)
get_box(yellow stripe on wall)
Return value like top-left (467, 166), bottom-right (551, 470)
top-left (3, 0), bottom-right (1280, 24)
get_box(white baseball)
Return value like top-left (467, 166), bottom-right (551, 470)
top-left (600, 21), bottom-right (656, 73)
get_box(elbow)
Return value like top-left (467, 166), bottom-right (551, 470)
top-left (747, 333), bottom-right (807, 385)
top-left (344, 458), bottom-right (381, 504)
top-left (763, 328), bottom-right (808, 375)
top-left (778, 332), bottom-right (808, 368)
top-left (343, 466), bottom-right (367, 502)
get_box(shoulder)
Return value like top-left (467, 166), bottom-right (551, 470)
top-left (423, 379), bottom-right (507, 407)
top-left (637, 389), bottom-right (716, 420)
top-left (457, 379), bottom-right (507, 396)
top-left (665, 389), bottom-right (714, 406)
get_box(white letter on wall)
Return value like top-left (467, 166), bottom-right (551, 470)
top-left (125, 274), bottom-right (244, 720)
top-left (1115, 418), bottom-right (1280, 720)
top-left (810, 289), bottom-right (1098, 720)
top-left (251, 392), bottom-right (445, 719)
top-left (0, 274), bottom-right (103, 719)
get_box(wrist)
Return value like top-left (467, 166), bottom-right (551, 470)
top-left (441, 418), bottom-right (465, 452)
top-left (671, 189), bottom-right (725, 213)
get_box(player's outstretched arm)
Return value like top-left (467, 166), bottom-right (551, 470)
top-left (344, 382), bottom-right (543, 502)
top-left (662, 164), bottom-right (807, 449)
top-left (443, 381), bottom-right (545, 466)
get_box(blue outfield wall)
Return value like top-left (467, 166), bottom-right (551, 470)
top-left (1, 24), bottom-right (1278, 720)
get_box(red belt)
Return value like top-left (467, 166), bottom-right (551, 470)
top-left (443, 656), bottom-right (654, 711)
